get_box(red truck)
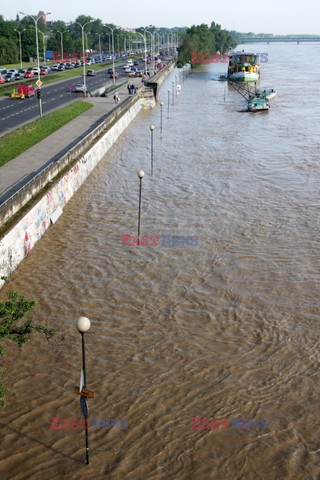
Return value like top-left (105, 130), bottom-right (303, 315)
top-left (11, 84), bottom-right (36, 99)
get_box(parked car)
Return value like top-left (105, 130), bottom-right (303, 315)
top-left (40, 65), bottom-right (50, 72)
top-left (87, 69), bottom-right (96, 76)
top-left (8, 69), bottom-right (18, 75)
top-left (74, 62), bottom-right (81, 68)
top-left (0, 68), bottom-right (7, 75)
top-left (18, 69), bottom-right (26, 75)
top-left (134, 60), bottom-right (139, 66)
top-left (40, 68), bottom-right (49, 75)
top-left (32, 67), bottom-right (39, 74)
top-left (51, 64), bottom-right (59, 71)
top-left (24, 70), bottom-right (34, 78)
top-left (14, 72), bottom-right (24, 80)
top-left (74, 83), bottom-right (87, 93)
top-left (5, 73), bottom-right (15, 82)
top-left (124, 67), bottom-right (131, 73)
top-left (0, 76), bottom-right (5, 84)
top-left (65, 63), bottom-right (73, 69)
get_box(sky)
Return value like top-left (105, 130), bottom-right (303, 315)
top-left (2, 0), bottom-right (320, 34)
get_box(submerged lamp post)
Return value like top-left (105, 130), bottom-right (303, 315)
top-left (160, 101), bottom-right (164, 138)
top-left (137, 171), bottom-right (145, 245)
top-left (150, 125), bottom-right (155, 175)
top-left (167, 89), bottom-right (170, 119)
top-left (75, 316), bottom-right (91, 465)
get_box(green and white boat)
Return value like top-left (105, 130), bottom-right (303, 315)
top-left (228, 52), bottom-right (260, 82)
top-left (248, 96), bottom-right (269, 112)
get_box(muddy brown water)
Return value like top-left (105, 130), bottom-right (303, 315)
top-left (1, 43), bottom-right (320, 480)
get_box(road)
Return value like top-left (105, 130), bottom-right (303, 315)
top-left (0, 60), bottom-right (145, 136)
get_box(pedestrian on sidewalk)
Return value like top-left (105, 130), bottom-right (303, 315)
top-left (113, 93), bottom-right (120, 103)
top-left (127, 83), bottom-right (131, 95)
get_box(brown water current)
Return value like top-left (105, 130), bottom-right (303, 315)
top-left (1, 43), bottom-right (320, 480)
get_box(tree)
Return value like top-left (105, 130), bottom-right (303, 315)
top-left (0, 282), bottom-right (55, 407)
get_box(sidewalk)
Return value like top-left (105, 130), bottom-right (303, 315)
top-left (0, 78), bottom-right (142, 205)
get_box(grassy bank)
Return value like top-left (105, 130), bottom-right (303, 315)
top-left (0, 100), bottom-right (92, 167)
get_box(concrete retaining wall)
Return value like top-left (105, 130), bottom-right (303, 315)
top-left (0, 99), bottom-right (141, 289)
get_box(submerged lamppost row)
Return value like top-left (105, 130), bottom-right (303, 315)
top-left (137, 170), bottom-right (145, 245)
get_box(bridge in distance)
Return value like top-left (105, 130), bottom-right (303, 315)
top-left (239, 36), bottom-right (320, 43)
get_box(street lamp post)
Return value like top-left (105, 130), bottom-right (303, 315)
top-left (150, 125), bottom-right (155, 175)
top-left (57, 31), bottom-right (63, 61)
top-left (175, 74), bottom-right (178, 95)
top-left (105, 26), bottom-right (117, 84)
top-left (146, 30), bottom-right (155, 74)
top-left (172, 80), bottom-right (175, 106)
top-left (134, 31), bottom-right (147, 75)
top-left (14, 28), bottom-right (25, 69)
top-left (137, 171), bottom-right (145, 245)
top-left (75, 20), bottom-right (94, 97)
top-left (75, 317), bottom-right (91, 465)
top-left (40, 32), bottom-right (46, 64)
top-left (96, 34), bottom-right (102, 62)
top-left (167, 89), bottom-right (170, 119)
top-left (160, 101), bottom-right (163, 138)
top-left (19, 11), bottom-right (51, 119)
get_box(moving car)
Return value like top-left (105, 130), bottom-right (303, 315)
top-left (87, 69), bottom-right (96, 76)
top-left (74, 83), bottom-right (87, 93)
top-left (134, 60), bottom-right (139, 66)
top-left (107, 68), bottom-right (114, 74)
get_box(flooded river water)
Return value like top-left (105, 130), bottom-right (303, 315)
top-left (1, 43), bottom-right (320, 479)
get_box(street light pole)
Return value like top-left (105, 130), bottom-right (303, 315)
top-left (97, 33), bottom-right (102, 62)
top-left (167, 89), bottom-right (170, 119)
top-left (135, 31), bottom-right (147, 76)
top-left (14, 28), bottom-right (25, 69)
top-left (40, 32), bottom-right (46, 64)
top-left (19, 11), bottom-right (51, 119)
top-left (57, 31), bottom-right (63, 62)
top-left (75, 20), bottom-right (94, 97)
top-left (105, 26), bottom-right (116, 84)
top-left (150, 125), bottom-right (155, 175)
top-left (75, 317), bottom-right (91, 466)
top-left (137, 171), bottom-right (145, 245)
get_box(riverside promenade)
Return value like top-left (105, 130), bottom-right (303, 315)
top-left (0, 78), bottom-right (142, 207)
